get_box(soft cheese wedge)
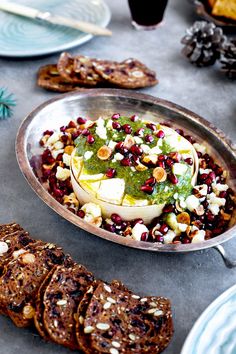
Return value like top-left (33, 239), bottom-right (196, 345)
top-left (70, 116), bottom-right (198, 223)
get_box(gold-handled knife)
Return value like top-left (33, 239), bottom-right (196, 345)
top-left (0, 1), bottom-right (112, 36)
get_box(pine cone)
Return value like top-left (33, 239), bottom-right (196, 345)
top-left (181, 21), bottom-right (226, 67)
top-left (221, 39), bottom-right (236, 80)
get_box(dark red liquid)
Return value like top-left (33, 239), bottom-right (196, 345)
top-left (128, 0), bottom-right (168, 26)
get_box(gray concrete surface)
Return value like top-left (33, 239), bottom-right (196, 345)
top-left (0, 0), bottom-right (235, 353)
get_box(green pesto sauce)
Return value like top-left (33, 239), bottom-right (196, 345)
top-left (75, 116), bottom-right (193, 204)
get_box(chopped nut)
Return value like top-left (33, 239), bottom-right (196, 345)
top-left (107, 297), bottom-right (116, 304)
top-left (110, 349), bottom-right (119, 354)
top-left (135, 163), bottom-right (148, 172)
top-left (124, 135), bottom-right (135, 148)
top-left (0, 241), bottom-right (9, 255)
top-left (154, 310), bottom-right (163, 316)
top-left (153, 167), bottom-right (167, 182)
top-left (97, 145), bottom-right (112, 160)
top-left (194, 205), bottom-right (204, 216)
top-left (142, 154), bottom-right (158, 165)
top-left (220, 210), bottom-right (231, 221)
top-left (111, 341), bottom-right (121, 348)
top-left (132, 295), bottom-right (140, 299)
top-left (103, 302), bottom-right (111, 309)
top-left (21, 253), bottom-right (36, 264)
top-left (90, 216), bottom-right (103, 227)
top-left (147, 308), bottom-right (158, 314)
top-left (177, 212), bottom-right (190, 225)
top-left (64, 145), bottom-right (74, 155)
top-left (79, 316), bottom-right (84, 324)
top-left (96, 323), bottom-right (110, 330)
top-left (23, 305), bottom-right (35, 319)
top-left (129, 334), bottom-right (136, 341)
top-left (104, 284), bottom-right (112, 293)
top-left (13, 249), bottom-right (26, 259)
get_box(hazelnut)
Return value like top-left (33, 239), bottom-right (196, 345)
top-left (21, 253), bottom-right (36, 264)
top-left (23, 305), bottom-right (35, 319)
top-left (97, 146), bottom-right (112, 160)
top-left (64, 145), bottom-right (74, 155)
top-left (153, 167), bottom-right (167, 182)
top-left (177, 212), bottom-right (191, 225)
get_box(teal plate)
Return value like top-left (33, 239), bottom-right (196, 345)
top-left (0, 0), bottom-right (111, 57)
top-left (181, 284), bottom-right (236, 354)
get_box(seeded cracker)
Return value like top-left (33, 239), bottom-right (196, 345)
top-left (79, 282), bottom-right (173, 354)
top-left (43, 263), bottom-right (94, 350)
top-left (93, 58), bottom-right (158, 89)
top-left (57, 52), bottom-right (103, 86)
top-left (37, 64), bottom-right (82, 93)
top-left (0, 242), bottom-right (65, 327)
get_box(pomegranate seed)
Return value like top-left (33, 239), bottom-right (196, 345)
top-left (72, 130), bottom-right (82, 140)
top-left (219, 191), bottom-right (227, 198)
top-left (159, 224), bottom-right (168, 234)
top-left (141, 232), bottom-right (148, 241)
top-left (161, 122), bottom-right (171, 127)
top-left (132, 218), bottom-right (144, 226)
top-left (43, 130), bottom-right (53, 136)
top-left (145, 134), bottom-right (154, 143)
top-left (204, 178), bottom-right (212, 186)
top-left (165, 158), bottom-right (174, 167)
top-left (175, 128), bottom-right (184, 136)
top-left (158, 154), bottom-right (167, 161)
top-left (122, 124), bottom-right (132, 134)
top-left (112, 113), bottom-right (120, 120)
top-left (60, 126), bottom-right (67, 132)
top-left (156, 130), bottom-right (165, 138)
top-left (61, 134), bottom-right (68, 143)
top-left (112, 121), bottom-right (121, 130)
top-left (104, 223), bottom-right (116, 233)
top-left (130, 115), bottom-right (138, 122)
top-left (82, 128), bottom-right (90, 136)
top-left (77, 117), bottom-right (87, 125)
top-left (182, 237), bottom-right (191, 244)
top-left (42, 169), bottom-right (51, 178)
top-left (157, 161), bottom-right (165, 168)
top-left (208, 161), bottom-right (216, 170)
top-left (212, 228), bottom-right (223, 236)
top-left (135, 128), bottom-right (145, 136)
top-left (214, 166), bottom-right (223, 176)
top-left (199, 173), bottom-right (208, 181)
top-left (173, 236), bottom-right (181, 244)
top-left (185, 157), bottom-right (193, 165)
top-left (115, 141), bottom-right (124, 152)
top-left (77, 210), bottom-right (85, 218)
top-left (169, 152), bottom-right (181, 162)
top-left (197, 152), bottom-right (202, 158)
top-left (185, 135), bottom-right (195, 144)
top-left (163, 204), bottom-right (175, 213)
top-left (141, 185), bottom-right (154, 194)
top-left (120, 158), bottom-right (131, 166)
top-left (131, 155), bottom-right (140, 165)
top-left (168, 173), bottom-right (178, 184)
top-left (120, 222), bottom-right (128, 231)
top-left (111, 213), bottom-right (122, 225)
top-left (146, 123), bottom-right (156, 131)
top-left (67, 207), bottom-right (75, 214)
top-left (68, 121), bottom-right (77, 128)
top-left (87, 135), bottom-right (95, 144)
top-left (145, 177), bottom-right (156, 186)
top-left (130, 144), bottom-right (143, 156)
top-left (205, 211), bottom-right (215, 222)
top-left (106, 168), bottom-right (116, 178)
top-left (155, 235), bottom-right (164, 243)
top-left (56, 153), bottom-right (63, 161)
top-left (54, 188), bottom-right (64, 198)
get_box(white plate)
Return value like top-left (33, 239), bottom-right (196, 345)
top-left (181, 283), bottom-right (236, 354)
top-left (0, 0), bottom-right (111, 57)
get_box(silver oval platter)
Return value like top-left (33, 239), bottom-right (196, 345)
top-left (15, 89), bottom-right (236, 253)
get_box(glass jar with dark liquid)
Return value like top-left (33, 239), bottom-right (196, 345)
top-left (128, 0), bottom-right (168, 30)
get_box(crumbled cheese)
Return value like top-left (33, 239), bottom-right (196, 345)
top-left (173, 193), bottom-right (179, 200)
top-left (164, 186), bottom-right (169, 192)
top-left (150, 145), bottom-right (162, 154)
top-left (62, 153), bottom-right (71, 167)
top-left (96, 119), bottom-right (107, 140)
top-left (52, 149), bottom-right (64, 159)
top-left (132, 223), bottom-right (149, 241)
top-left (178, 223), bottom-right (188, 232)
top-left (172, 163), bottom-right (188, 176)
top-left (140, 144), bottom-right (151, 154)
top-left (193, 143), bottom-right (206, 155)
top-left (97, 179), bottom-right (125, 205)
top-left (194, 184), bottom-right (208, 197)
top-left (207, 193), bottom-right (226, 206)
top-left (46, 132), bottom-right (61, 146)
top-left (53, 141), bottom-right (64, 150)
top-left (81, 203), bottom-right (102, 223)
top-left (199, 168), bottom-right (212, 174)
top-left (134, 136), bottom-right (143, 144)
top-left (208, 204), bottom-right (220, 215)
top-left (108, 140), bottom-right (117, 150)
top-left (84, 151), bottom-right (94, 160)
top-left (185, 195), bottom-right (200, 211)
top-left (56, 166), bottom-right (70, 181)
top-left (106, 119), bottom-right (113, 129)
top-left (192, 230), bottom-right (206, 243)
top-left (212, 183), bottom-right (229, 194)
top-left (114, 153), bottom-right (124, 161)
top-left (163, 230), bottom-right (176, 244)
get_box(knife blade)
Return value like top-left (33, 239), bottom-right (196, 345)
top-left (0, 1), bottom-right (112, 36)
